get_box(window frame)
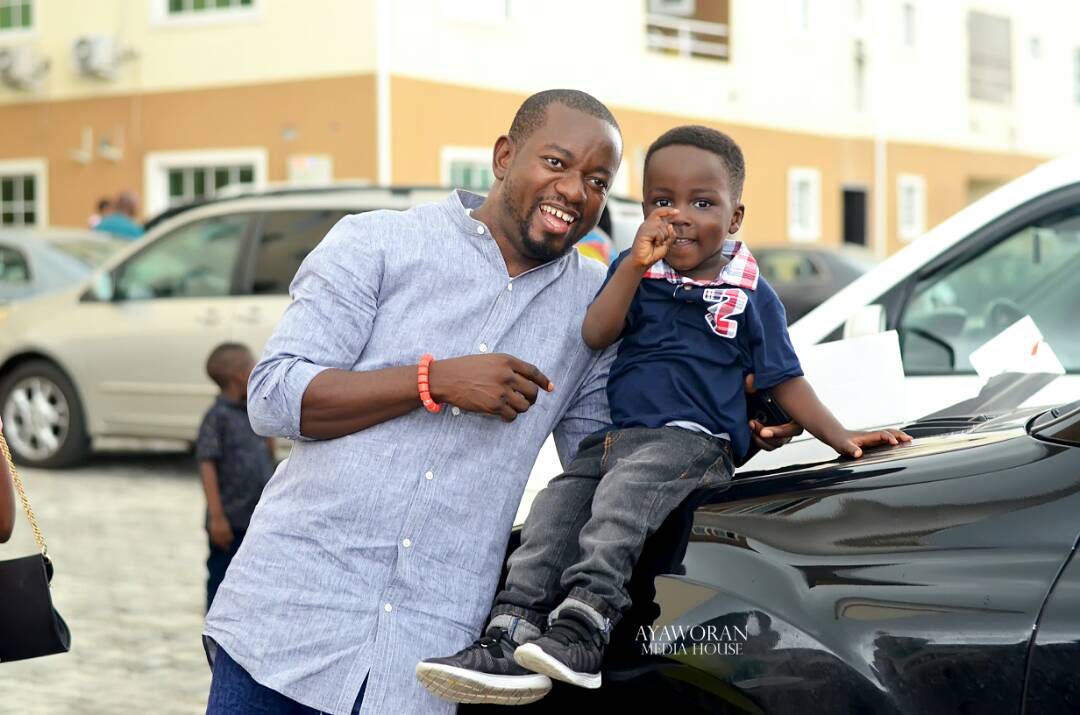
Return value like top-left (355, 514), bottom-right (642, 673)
top-left (0, 0), bottom-right (35, 38)
top-left (0, 158), bottom-right (47, 228)
top-left (897, 173), bottom-right (927, 241)
top-left (148, 0), bottom-right (260, 29)
top-left (787, 167), bottom-right (822, 243)
top-left (144, 148), bottom-right (267, 217)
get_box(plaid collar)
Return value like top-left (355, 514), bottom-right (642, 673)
top-left (641, 239), bottom-right (759, 290)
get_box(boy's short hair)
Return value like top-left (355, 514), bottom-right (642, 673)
top-left (643, 125), bottom-right (746, 202)
top-left (508, 89), bottom-right (621, 145)
top-left (206, 343), bottom-right (253, 390)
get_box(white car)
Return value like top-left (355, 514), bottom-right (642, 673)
top-left (0, 187), bottom-right (640, 468)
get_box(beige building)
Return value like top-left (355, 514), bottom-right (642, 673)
top-left (2, 0), bottom-right (1078, 255)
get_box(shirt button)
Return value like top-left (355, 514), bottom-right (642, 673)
top-left (402, 538), bottom-right (412, 548)
top-left (479, 342), bottom-right (488, 352)
top-left (383, 603), bottom-right (393, 613)
top-left (425, 470), bottom-right (434, 480)
top-left (476, 225), bottom-right (485, 234)
top-left (451, 406), bottom-right (461, 416)
top-left (507, 282), bottom-right (513, 292)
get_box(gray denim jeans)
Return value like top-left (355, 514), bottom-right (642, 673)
top-left (489, 426), bottom-right (733, 643)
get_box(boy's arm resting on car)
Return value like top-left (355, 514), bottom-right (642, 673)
top-left (772, 377), bottom-right (911, 458)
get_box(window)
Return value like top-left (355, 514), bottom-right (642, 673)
top-left (166, 165), bottom-right (255, 208)
top-left (441, 147), bottom-right (495, 193)
top-left (901, 2), bottom-right (915, 47)
top-left (145, 149), bottom-right (266, 216)
top-left (787, 168), bottom-right (821, 242)
top-left (116, 214), bottom-right (249, 300)
top-left (167, 0), bottom-right (251, 15)
top-left (756, 251), bottom-right (820, 283)
top-left (0, 159), bottom-right (44, 227)
top-left (0, 0), bottom-right (31, 31)
top-left (968, 11), bottom-right (1012, 103)
top-left (898, 206), bottom-right (1080, 374)
top-left (646, 0), bottom-right (729, 61)
top-left (250, 210), bottom-right (349, 295)
top-left (898, 174), bottom-right (926, 241)
top-left (0, 245), bottom-right (30, 283)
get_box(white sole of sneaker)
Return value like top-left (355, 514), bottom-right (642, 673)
top-left (414, 661), bottom-right (552, 705)
top-left (513, 643), bottom-right (602, 689)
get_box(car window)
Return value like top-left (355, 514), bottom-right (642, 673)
top-left (115, 214), bottom-right (249, 300)
top-left (899, 206), bottom-right (1080, 373)
top-left (757, 251), bottom-right (819, 282)
top-left (249, 210), bottom-right (351, 295)
top-left (0, 245), bottom-right (30, 283)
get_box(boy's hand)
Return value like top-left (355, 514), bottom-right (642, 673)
top-left (832, 428), bottom-right (913, 458)
top-left (629, 208), bottom-right (679, 269)
top-left (208, 513), bottom-right (234, 550)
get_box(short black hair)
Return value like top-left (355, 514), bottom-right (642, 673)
top-left (508, 89), bottom-right (621, 145)
top-left (644, 125), bottom-right (746, 201)
top-left (206, 343), bottom-right (254, 390)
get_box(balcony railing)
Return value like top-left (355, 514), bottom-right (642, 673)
top-left (645, 12), bottom-right (729, 60)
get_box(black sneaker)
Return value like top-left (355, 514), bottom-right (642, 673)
top-left (415, 627), bottom-right (552, 705)
top-left (513, 608), bottom-right (604, 689)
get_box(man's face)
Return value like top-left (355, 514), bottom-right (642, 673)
top-left (494, 104), bottom-right (622, 264)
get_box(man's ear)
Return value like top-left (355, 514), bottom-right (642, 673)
top-left (492, 135), bottom-right (514, 181)
top-left (729, 203), bottom-right (746, 235)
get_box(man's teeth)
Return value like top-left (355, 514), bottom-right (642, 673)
top-left (541, 205), bottom-right (575, 223)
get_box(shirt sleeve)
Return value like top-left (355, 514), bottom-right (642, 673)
top-left (745, 279), bottom-right (804, 391)
top-left (247, 214), bottom-right (385, 440)
top-left (552, 345), bottom-right (616, 467)
top-left (195, 410), bottom-right (223, 462)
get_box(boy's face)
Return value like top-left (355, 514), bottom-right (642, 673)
top-left (642, 144), bottom-right (745, 278)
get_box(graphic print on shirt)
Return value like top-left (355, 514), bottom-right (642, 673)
top-left (704, 288), bottom-right (748, 338)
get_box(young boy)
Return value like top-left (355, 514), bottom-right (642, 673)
top-left (416, 126), bottom-right (911, 704)
top-left (196, 343), bottom-right (275, 611)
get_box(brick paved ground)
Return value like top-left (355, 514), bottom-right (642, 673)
top-left (2, 453), bottom-right (211, 714)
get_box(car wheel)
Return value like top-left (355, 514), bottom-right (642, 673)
top-left (0, 360), bottom-right (90, 469)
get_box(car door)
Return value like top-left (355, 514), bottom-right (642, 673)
top-left (893, 200), bottom-right (1080, 414)
top-left (229, 208), bottom-right (352, 357)
top-left (71, 213), bottom-right (252, 439)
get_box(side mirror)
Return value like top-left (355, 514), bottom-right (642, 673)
top-left (842, 304), bottom-right (886, 340)
top-left (90, 271), bottom-right (115, 302)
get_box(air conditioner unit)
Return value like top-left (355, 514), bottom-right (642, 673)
top-left (0, 45), bottom-right (49, 91)
top-left (648, 0), bottom-right (695, 16)
top-left (72, 34), bottom-right (119, 80)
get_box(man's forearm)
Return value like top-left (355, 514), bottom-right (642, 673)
top-left (771, 377), bottom-right (847, 446)
top-left (299, 365), bottom-right (420, 439)
top-left (582, 261), bottom-right (645, 349)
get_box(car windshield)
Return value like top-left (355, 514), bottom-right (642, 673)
top-left (47, 238), bottom-right (122, 267)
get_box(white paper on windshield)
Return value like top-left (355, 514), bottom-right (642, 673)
top-left (796, 330), bottom-right (907, 430)
top-left (968, 316), bottom-right (1065, 379)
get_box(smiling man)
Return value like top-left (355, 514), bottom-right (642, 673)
top-left (202, 89), bottom-right (625, 715)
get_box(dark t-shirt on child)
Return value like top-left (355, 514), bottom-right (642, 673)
top-left (602, 239), bottom-right (803, 462)
top-left (195, 395), bottom-right (273, 532)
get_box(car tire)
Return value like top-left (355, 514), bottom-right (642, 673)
top-left (0, 360), bottom-right (90, 469)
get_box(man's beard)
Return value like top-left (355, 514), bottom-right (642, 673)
top-left (500, 179), bottom-right (577, 264)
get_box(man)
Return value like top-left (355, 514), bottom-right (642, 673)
top-left (93, 191), bottom-right (144, 240)
top-left (203, 89), bottom-right (796, 715)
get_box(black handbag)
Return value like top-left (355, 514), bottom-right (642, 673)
top-left (0, 433), bottom-right (71, 662)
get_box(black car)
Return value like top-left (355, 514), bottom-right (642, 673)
top-left (466, 379), bottom-right (1080, 714)
top-left (754, 246), bottom-right (876, 324)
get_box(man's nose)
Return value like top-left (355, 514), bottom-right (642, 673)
top-left (554, 172), bottom-right (586, 205)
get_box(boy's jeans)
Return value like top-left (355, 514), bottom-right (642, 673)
top-left (489, 426), bottom-right (733, 642)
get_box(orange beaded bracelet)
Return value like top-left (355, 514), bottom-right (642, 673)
top-left (418, 354), bottom-right (441, 413)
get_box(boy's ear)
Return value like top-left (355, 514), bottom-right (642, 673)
top-left (729, 203), bottom-right (746, 235)
top-left (491, 135), bottom-right (514, 181)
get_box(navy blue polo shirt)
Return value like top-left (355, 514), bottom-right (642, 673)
top-left (603, 240), bottom-right (803, 461)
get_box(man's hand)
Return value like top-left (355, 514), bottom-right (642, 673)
top-left (429, 353), bottom-right (554, 422)
top-left (208, 513), bottom-right (234, 551)
top-left (745, 373), bottom-right (803, 451)
top-left (832, 428), bottom-right (913, 458)
top-left (629, 208), bottom-right (679, 269)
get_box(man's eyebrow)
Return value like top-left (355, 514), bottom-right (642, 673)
top-left (541, 143), bottom-right (574, 159)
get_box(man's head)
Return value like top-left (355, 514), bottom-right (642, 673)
top-left (641, 125), bottom-right (746, 278)
top-left (114, 191), bottom-right (139, 218)
top-left (96, 197), bottom-right (111, 214)
top-left (206, 343), bottom-right (256, 399)
top-left (484, 89), bottom-right (622, 268)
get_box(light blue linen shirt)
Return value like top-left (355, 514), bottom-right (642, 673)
top-left (204, 190), bottom-right (615, 714)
